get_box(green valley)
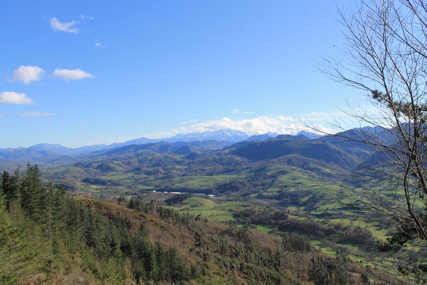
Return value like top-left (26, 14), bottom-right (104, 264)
top-left (1, 130), bottom-right (426, 284)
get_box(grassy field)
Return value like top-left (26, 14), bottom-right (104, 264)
top-left (168, 198), bottom-right (252, 222)
top-left (169, 174), bottom-right (241, 189)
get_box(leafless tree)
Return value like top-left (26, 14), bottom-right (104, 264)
top-left (321, 0), bottom-right (427, 244)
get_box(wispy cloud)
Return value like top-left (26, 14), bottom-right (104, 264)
top-left (94, 40), bottom-right (106, 48)
top-left (52, 68), bottom-right (94, 80)
top-left (18, 111), bottom-right (55, 117)
top-left (50, 17), bottom-right (79, 34)
top-left (12, 66), bottom-right (44, 84)
top-left (0, 92), bottom-right (34, 104)
top-left (80, 15), bottom-right (94, 20)
top-left (229, 109), bottom-right (255, 115)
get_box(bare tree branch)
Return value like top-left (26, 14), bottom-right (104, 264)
top-left (322, 0), bottom-right (427, 242)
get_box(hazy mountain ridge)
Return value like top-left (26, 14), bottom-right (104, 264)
top-left (0, 128), bottom-right (374, 173)
top-left (0, 129), bottom-right (252, 154)
top-left (0, 129), bottom-right (305, 167)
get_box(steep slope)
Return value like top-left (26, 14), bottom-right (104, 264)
top-left (230, 137), bottom-right (357, 168)
top-left (321, 126), bottom-right (393, 159)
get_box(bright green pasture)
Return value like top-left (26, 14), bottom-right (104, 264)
top-left (184, 197), bottom-right (217, 207)
top-left (170, 175), bottom-right (241, 189)
top-left (170, 198), bottom-right (252, 222)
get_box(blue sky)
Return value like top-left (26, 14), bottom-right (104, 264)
top-left (0, 0), bottom-right (360, 148)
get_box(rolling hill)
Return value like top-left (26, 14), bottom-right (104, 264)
top-left (1, 127), bottom-right (424, 284)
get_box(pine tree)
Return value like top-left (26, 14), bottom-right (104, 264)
top-left (20, 163), bottom-right (47, 222)
top-left (0, 191), bottom-right (38, 284)
top-left (1, 170), bottom-right (20, 213)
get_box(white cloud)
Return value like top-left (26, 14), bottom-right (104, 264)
top-left (0, 92), bottom-right (34, 104)
top-left (18, 111), bottom-right (55, 117)
top-left (0, 113), bottom-right (5, 118)
top-left (50, 17), bottom-right (79, 33)
top-left (172, 115), bottom-right (337, 136)
top-left (52, 68), bottom-right (94, 80)
top-left (12, 66), bottom-right (44, 84)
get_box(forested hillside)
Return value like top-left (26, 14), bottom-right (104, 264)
top-left (0, 163), bottom-right (410, 284)
top-left (1, 130), bottom-right (426, 284)
top-left (1, 164), bottom-right (192, 284)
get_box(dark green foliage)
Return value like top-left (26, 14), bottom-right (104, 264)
top-left (0, 191), bottom-right (39, 284)
top-left (224, 222), bottom-right (253, 247)
top-left (128, 196), bottom-right (151, 212)
top-left (309, 250), bottom-right (355, 285)
top-left (234, 207), bottom-right (375, 248)
top-left (281, 232), bottom-right (312, 252)
top-left (360, 273), bottom-right (371, 285)
top-left (154, 244), bottom-right (189, 282)
top-left (164, 193), bottom-right (193, 205)
top-left (235, 207), bottom-right (288, 226)
top-left (20, 163), bottom-right (47, 222)
top-left (82, 177), bottom-right (119, 186)
top-left (1, 169), bottom-right (20, 212)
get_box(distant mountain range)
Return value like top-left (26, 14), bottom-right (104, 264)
top-left (1, 127), bottom-right (392, 165)
top-left (0, 129), bottom-right (320, 170)
top-left (0, 125), bottom-right (399, 198)
top-left (0, 129), bottom-right (314, 156)
top-left (1, 127), bottom-right (391, 173)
